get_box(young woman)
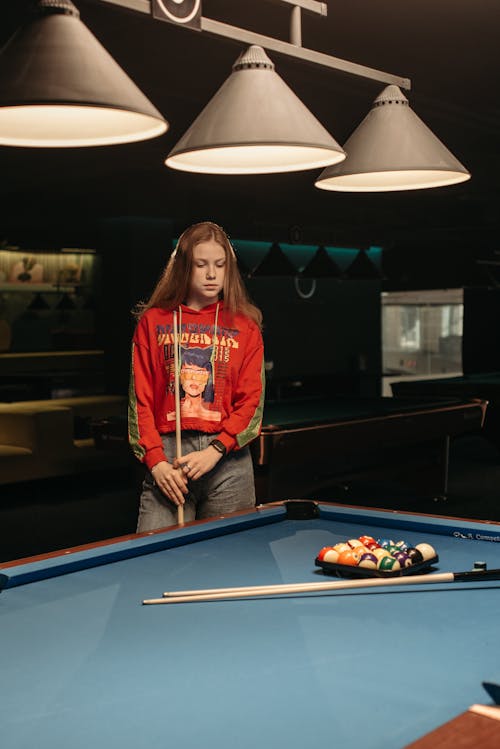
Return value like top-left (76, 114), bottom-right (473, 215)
top-left (129, 221), bottom-right (265, 531)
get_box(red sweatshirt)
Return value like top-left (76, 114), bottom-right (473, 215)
top-left (129, 302), bottom-right (265, 469)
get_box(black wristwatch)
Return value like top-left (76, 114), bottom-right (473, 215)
top-left (209, 439), bottom-right (227, 457)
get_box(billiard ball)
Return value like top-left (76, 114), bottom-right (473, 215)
top-left (415, 543), bottom-right (436, 561)
top-left (386, 544), bottom-right (400, 555)
top-left (406, 548), bottom-right (424, 565)
top-left (395, 540), bottom-right (410, 551)
top-left (378, 539), bottom-right (394, 549)
top-left (333, 543), bottom-right (351, 554)
top-left (317, 547), bottom-right (340, 563)
top-left (358, 553), bottom-right (378, 569)
top-left (338, 549), bottom-right (362, 566)
top-left (317, 546), bottom-right (335, 561)
top-left (366, 541), bottom-right (381, 550)
top-left (393, 551), bottom-right (412, 568)
top-left (348, 539), bottom-right (365, 548)
top-left (359, 535), bottom-right (376, 547)
top-left (371, 547), bottom-right (392, 560)
top-left (324, 549), bottom-right (341, 563)
top-left (377, 556), bottom-right (401, 571)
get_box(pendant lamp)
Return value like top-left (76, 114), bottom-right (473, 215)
top-left (315, 85), bottom-right (470, 192)
top-left (166, 45), bottom-right (345, 174)
top-left (0, 0), bottom-right (168, 147)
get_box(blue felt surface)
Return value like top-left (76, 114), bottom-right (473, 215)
top-left (2, 505), bottom-right (500, 749)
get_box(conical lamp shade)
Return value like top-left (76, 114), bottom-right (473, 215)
top-left (166, 45), bottom-right (345, 174)
top-left (301, 246), bottom-right (342, 278)
top-left (315, 85), bottom-right (470, 192)
top-left (0, 0), bottom-right (168, 147)
top-left (251, 242), bottom-right (298, 276)
top-left (345, 250), bottom-right (382, 279)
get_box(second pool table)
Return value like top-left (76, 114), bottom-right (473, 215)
top-left (252, 396), bottom-right (487, 501)
top-left (392, 373), bottom-right (500, 449)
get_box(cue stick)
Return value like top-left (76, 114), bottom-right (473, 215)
top-left (173, 310), bottom-right (184, 526)
top-left (142, 568), bottom-right (500, 605)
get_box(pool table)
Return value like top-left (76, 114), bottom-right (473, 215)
top-left (252, 396), bottom-right (487, 501)
top-left (391, 373), bottom-right (500, 449)
top-left (2, 500), bottom-right (500, 749)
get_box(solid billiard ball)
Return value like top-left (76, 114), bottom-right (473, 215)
top-left (406, 548), bottom-right (424, 565)
top-left (415, 543), bottom-right (436, 561)
top-left (358, 553), bottom-right (378, 569)
top-left (377, 556), bottom-right (401, 571)
top-left (338, 549), bottom-right (362, 566)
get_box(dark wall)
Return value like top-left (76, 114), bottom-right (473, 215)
top-left (463, 287), bottom-right (500, 374)
top-left (97, 216), bottom-right (173, 395)
top-left (246, 277), bottom-right (382, 397)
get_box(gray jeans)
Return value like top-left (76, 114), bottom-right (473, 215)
top-left (136, 431), bottom-right (256, 531)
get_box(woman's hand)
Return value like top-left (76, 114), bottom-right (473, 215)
top-left (151, 461), bottom-right (188, 505)
top-left (174, 445), bottom-right (223, 481)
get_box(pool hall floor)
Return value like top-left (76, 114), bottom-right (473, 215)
top-left (1, 433), bottom-right (500, 562)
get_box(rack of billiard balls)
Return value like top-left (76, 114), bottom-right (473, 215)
top-left (315, 535), bottom-right (438, 577)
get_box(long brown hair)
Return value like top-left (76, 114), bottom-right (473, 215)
top-left (134, 222), bottom-right (262, 327)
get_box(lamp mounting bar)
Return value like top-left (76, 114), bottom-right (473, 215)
top-left (267, 0), bottom-right (327, 15)
top-left (96, 0), bottom-right (411, 90)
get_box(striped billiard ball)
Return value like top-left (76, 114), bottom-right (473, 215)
top-left (393, 551), bottom-right (412, 568)
top-left (358, 553), bottom-right (378, 569)
top-left (317, 547), bottom-right (340, 563)
top-left (378, 538), bottom-right (394, 549)
top-left (359, 535), bottom-right (376, 547)
top-left (348, 539), bottom-right (365, 548)
top-left (372, 547), bottom-right (392, 560)
top-left (377, 556), bottom-right (401, 571)
top-left (333, 543), bottom-right (351, 554)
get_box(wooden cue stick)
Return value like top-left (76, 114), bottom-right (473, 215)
top-left (142, 567), bottom-right (500, 605)
top-left (172, 310), bottom-right (184, 526)
top-left (162, 581), bottom-right (340, 597)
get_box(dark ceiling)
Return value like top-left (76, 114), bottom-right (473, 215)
top-left (0, 0), bottom-right (499, 286)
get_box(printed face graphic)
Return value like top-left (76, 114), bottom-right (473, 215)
top-left (179, 364), bottom-right (209, 396)
top-left (185, 239), bottom-right (226, 309)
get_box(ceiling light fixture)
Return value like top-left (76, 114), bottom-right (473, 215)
top-left (0, 0), bottom-right (470, 189)
top-left (0, 0), bottom-right (168, 148)
top-left (315, 86), bottom-right (471, 192)
top-left (166, 44), bottom-right (345, 174)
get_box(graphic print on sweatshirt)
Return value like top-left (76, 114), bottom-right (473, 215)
top-left (156, 320), bottom-right (240, 422)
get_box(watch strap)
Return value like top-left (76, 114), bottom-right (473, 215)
top-left (209, 439), bottom-right (227, 456)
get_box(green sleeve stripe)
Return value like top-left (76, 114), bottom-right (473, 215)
top-left (237, 360), bottom-right (266, 448)
top-left (128, 343), bottom-right (146, 462)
